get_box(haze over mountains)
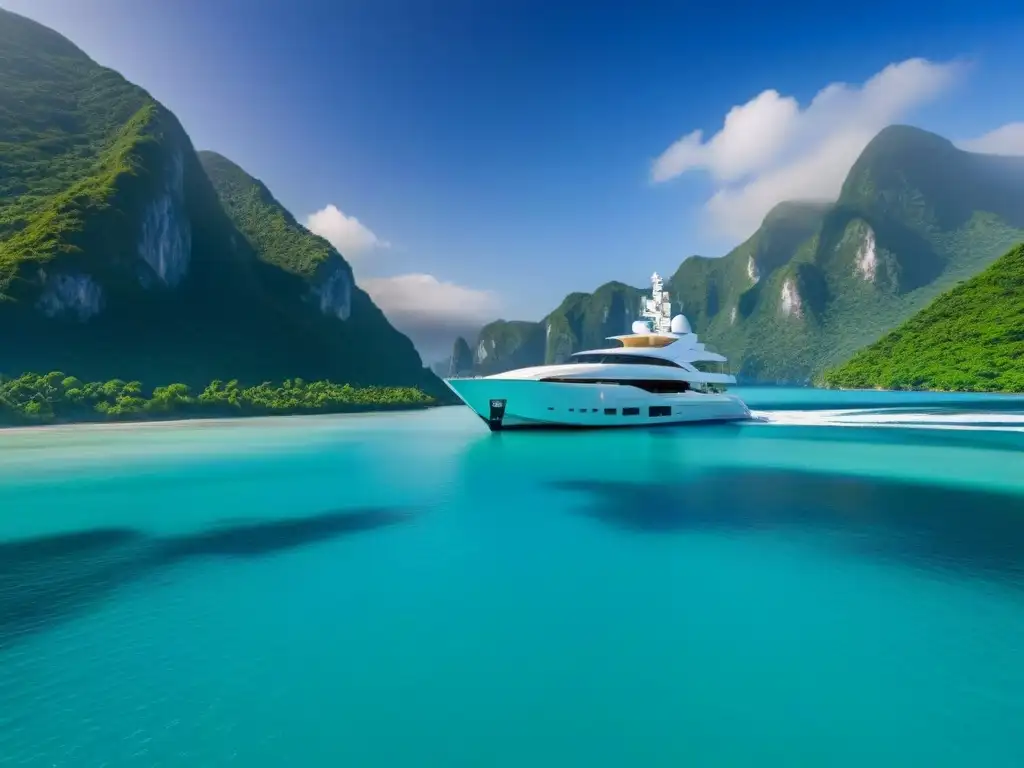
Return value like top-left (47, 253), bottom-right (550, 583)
top-left (452, 125), bottom-right (1024, 384)
top-left (0, 9), bottom-right (444, 397)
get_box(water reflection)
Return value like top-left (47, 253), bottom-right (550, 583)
top-left (553, 470), bottom-right (1024, 590)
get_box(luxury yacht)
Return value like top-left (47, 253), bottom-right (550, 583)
top-left (445, 272), bottom-right (751, 431)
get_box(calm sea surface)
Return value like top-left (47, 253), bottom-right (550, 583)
top-left (2, 388), bottom-right (1024, 767)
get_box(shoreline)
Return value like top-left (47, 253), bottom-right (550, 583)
top-left (0, 404), bottom-right (454, 434)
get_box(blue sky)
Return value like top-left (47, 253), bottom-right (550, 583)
top-left (5, 0), bottom-right (1024, 359)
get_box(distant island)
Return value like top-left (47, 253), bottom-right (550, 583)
top-left (0, 9), bottom-right (451, 426)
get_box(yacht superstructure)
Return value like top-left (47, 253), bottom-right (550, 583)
top-left (445, 272), bottom-right (751, 430)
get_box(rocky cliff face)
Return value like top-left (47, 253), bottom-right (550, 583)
top-left (136, 148), bottom-right (192, 289)
top-left (311, 256), bottom-right (353, 320)
top-left (431, 336), bottom-right (475, 377)
top-left (468, 282), bottom-right (644, 374)
top-left (542, 282), bottom-right (644, 364)
top-left (35, 272), bottom-right (104, 321)
top-left (472, 320), bottom-right (546, 375)
top-left (451, 336), bottom-right (474, 374)
top-left (0, 9), bottom-right (441, 395)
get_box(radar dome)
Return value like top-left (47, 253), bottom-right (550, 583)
top-left (631, 320), bottom-right (650, 334)
top-left (670, 314), bottom-right (691, 334)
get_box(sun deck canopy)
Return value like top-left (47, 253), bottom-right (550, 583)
top-left (605, 334), bottom-right (678, 348)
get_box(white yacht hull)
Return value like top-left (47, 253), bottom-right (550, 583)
top-left (445, 377), bottom-right (751, 431)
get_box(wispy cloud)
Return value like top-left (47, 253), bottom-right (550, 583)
top-left (306, 204), bottom-right (390, 258)
top-left (958, 122), bottom-right (1024, 156)
top-left (651, 58), bottom-right (964, 239)
top-left (361, 273), bottom-right (497, 361)
top-left (304, 202), bottom-right (494, 358)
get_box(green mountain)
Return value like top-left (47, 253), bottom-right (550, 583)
top-left (0, 9), bottom-right (440, 396)
top-left (665, 199), bottom-right (831, 378)
top-left (820, 243), bottom-right (1024, 392)
top-left (668, 125), bottom-right (1024, 382)
top-left (431, 336), bottom-right (474, 377)
top-left (543, 282), bottom-right (647, 361)
top-left (473, 320), bottom-right (547, 374)
top-left (450, 336), bottom-right (474, 375)
top-left (471, 282), bottom-right (645, 373)
top-left (468, 126), bottom-right (1024, 382)
top-left (196, 151), bottom-right (438, 389)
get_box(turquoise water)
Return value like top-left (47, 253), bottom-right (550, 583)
top-left (2, 387), bottom-right (1024, 767)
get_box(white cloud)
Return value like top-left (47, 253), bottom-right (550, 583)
top-left (305, 204), bottom-right (390, 258)
top-left (958, 122), bottom-right (1024, 156)
top-left (361, 273), bottom-right (497, 361)
top-left (651, 58), bottom-right (963, 239)
top-left (303, 204), bottom-right (495, 358)
top-left (361, 273), bottom-right (495, 322)
top-left (652, 89), bottom-right (800, 183)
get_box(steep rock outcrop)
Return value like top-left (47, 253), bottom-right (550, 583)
top-left (136, 148), bottom-right (191, 288)
top-left (35, 273), bottom-right (104, 321)
top-left (432, 336), bottom-right (474, 377)
top-left (780, 278), bottom-right (803, 318)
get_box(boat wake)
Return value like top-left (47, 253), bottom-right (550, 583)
top-left (749, 409), bottom-right (1024, 433)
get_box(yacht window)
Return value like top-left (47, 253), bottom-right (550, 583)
top-left (623, 407), bottom-right (640, 416)
top-left (649, 405), bottom-right (671, 417)
top-left (604, 408), bottom-right (617, 415)
top-left (570, 353), bottom-right (682, 368)
top-left (539, 377), bottom-right (691, 394)
top-left (689, 360), bottom-right (727, 374)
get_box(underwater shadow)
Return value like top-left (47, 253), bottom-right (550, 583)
top-left (150, 507), bottom-right (411, 562)
top-left (553, 469), bottom-right (1024, 588)
top-left (0, 507), bottom-right (413, 650)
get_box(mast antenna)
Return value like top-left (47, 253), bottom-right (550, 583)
top-left (640, 271), bottom-right (673, 334)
